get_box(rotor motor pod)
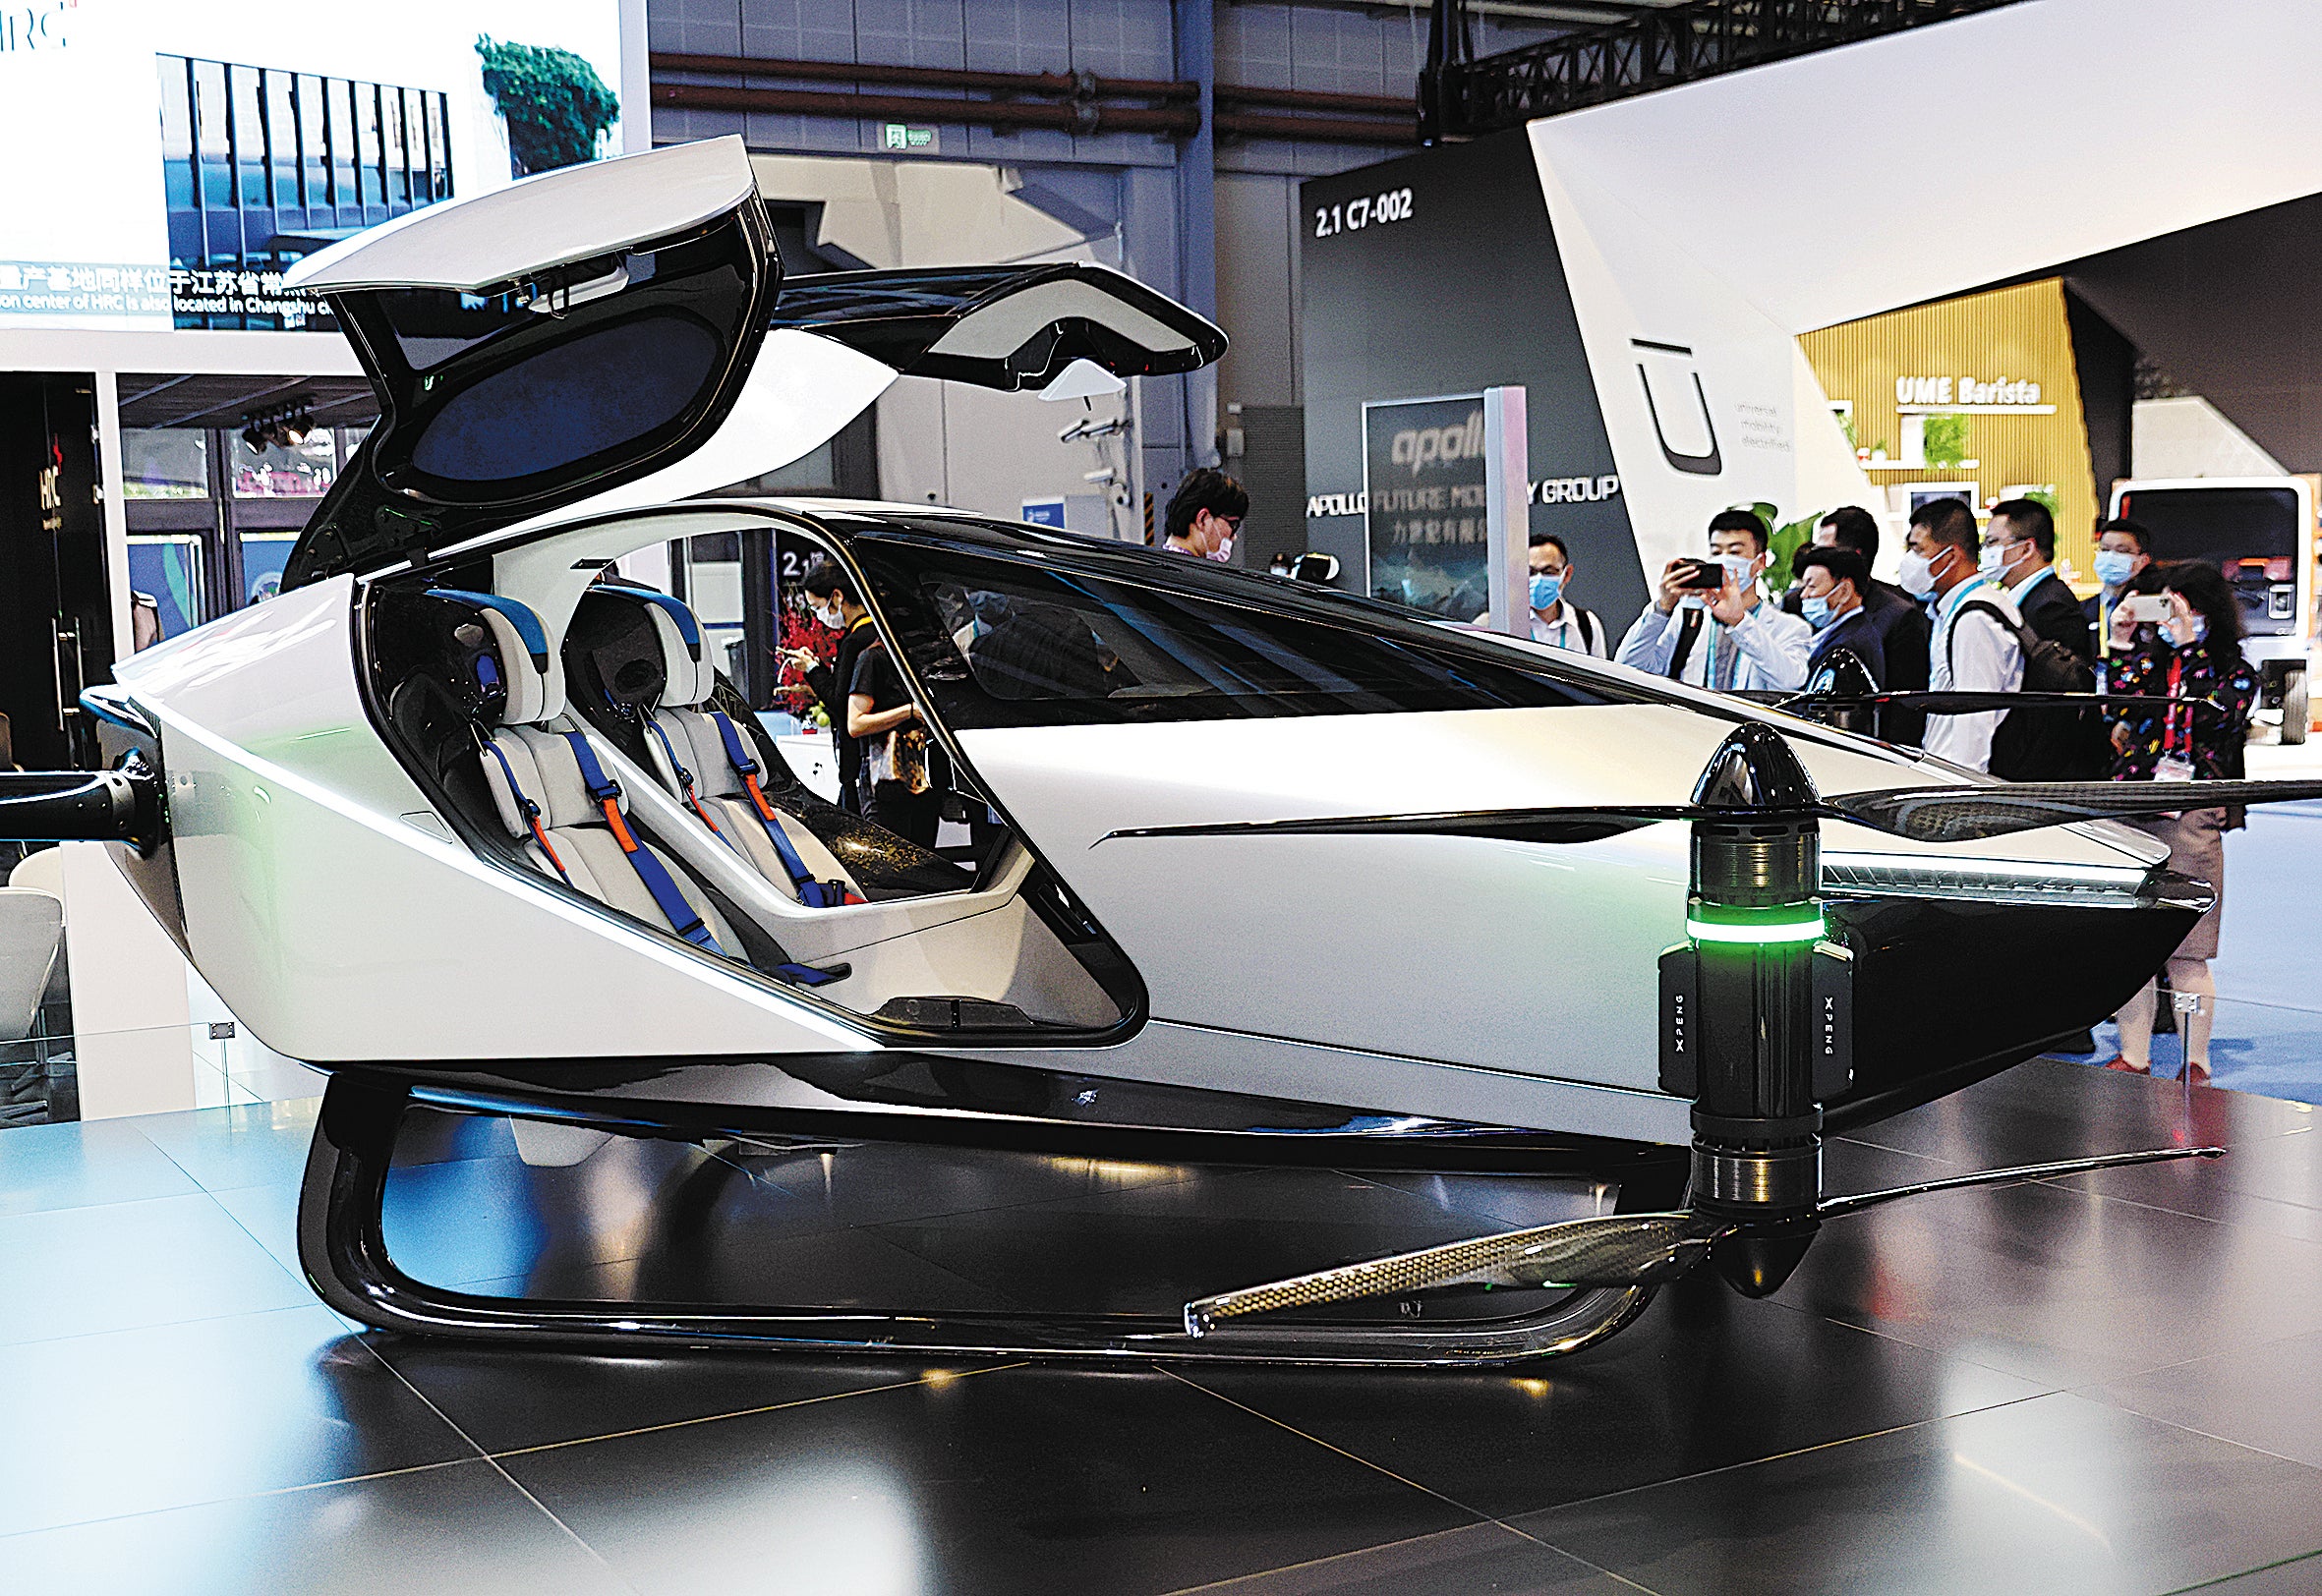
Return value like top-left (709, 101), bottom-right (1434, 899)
top-left (1658, 723), bottom-right (1853, 1297)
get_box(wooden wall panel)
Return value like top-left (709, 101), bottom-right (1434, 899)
top-left (1802, 278), bottom-right (2099, 590)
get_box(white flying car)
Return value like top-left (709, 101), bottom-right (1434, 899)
top-left (6, 139), bottom-right (2298, 1363)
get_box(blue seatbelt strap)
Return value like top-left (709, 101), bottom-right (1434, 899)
top-left (645, 717), bottom-right (739, 856)
top-left (558, 731), bottom-right (723, 953)
top-left (477, 735), bottom-right (571, 885)
top-left (708, 710), bottom-right (848, 908)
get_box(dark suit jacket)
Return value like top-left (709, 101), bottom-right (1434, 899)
top-left (1808, 606), bottom-right (1887, 686)
top-left (1859, 582), bottom-right (1927, 687)
top-left (2015, 569), bottom-right (2094, 662)
top-left (1859, 581), bottom-right (1929, 744)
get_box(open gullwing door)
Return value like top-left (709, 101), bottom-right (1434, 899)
top-left (279, 137), bottom-right (1226, 587)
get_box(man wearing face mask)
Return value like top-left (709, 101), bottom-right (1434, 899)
top-left (1901, 497), bottom-right (2022, 773)
top-left (786, 559), bottom-right (879, 815)
top-left (1516, 532), bottom-right (1605, 656)
top-left (1792, 545), bottom-right (1886, 685)
top-left (1615, 509), bottom-right (1812, 691)
top-left (1161, 468), bottom-right (1249, 563)
top-left (2083, 518), bottom-right (2152, 670)
top-left (1983, 497), bottom-right (2093, 662)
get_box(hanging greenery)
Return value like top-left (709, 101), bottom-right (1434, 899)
top-left (475, 36), bottom-right (619, 178)
top-left (1922, 412), bottom-right (1971, 469)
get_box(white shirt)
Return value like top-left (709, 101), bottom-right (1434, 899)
top-left (1926, 576), bottom-right (2024, 772)
top-left (1532, 603), bottom-right (1606, 657)
top-left (1615, 593), bottom-right (1812, 692)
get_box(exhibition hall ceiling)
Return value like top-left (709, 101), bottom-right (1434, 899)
top-left (1529, 0), bottom-right (2322, 337)
top-left (115, 373), bottom-right (377, 431)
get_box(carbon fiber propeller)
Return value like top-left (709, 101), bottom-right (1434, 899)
top-left (1183, 1146), bottom-right (2222, 1336)
top-left (1111, 776), bottom-right (2322, 850)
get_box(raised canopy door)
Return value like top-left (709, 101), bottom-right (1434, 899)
top-left (769, 262), bottom-right (1226, 393)
top-left (280, 138), bottom-right (780, 589)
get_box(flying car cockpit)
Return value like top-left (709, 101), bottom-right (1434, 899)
top-left (359, 548), bottom-right (1139, 1044)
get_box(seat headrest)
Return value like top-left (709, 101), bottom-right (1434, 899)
top-left (611, 589), bottom-right (715, 709)
top-left (428, 588), bottom-right (565, 725)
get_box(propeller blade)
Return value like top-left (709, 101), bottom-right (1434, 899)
top-left (1104, 808), bottom-right (1689, 847)
top-left (1182, 1210), bottom-right (1732, 1336)
top-left (1826, 780), bottom-right (2322, 844)
top-left (1816, 1144), bottom-right (2224, 1220)
top-left (1776, 691), bottom-right (2215, 718)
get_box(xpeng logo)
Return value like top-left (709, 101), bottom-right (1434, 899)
top-left (1388, 410), bottom-right (1484, 477)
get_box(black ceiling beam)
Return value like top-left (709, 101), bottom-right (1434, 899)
top-left (1422, 0), bottom-right (2028, 140)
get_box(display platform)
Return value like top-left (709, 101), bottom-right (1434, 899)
top-left (3, 1059), bottom-right (2321, 1594)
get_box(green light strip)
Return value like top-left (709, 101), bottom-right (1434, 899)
top-left (1686, 915), bottom-right (1826, 945)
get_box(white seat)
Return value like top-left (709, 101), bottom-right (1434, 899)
top-left (9, 848), bottom-right (62, 893)
top-left (615, 590), bottom-right (862, 906)
top-left (0, 886), bottom-right (63, 1044)
top-left (436, 589), bottom-right (744, 959)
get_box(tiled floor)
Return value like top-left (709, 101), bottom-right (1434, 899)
top-left (2061, 803), bottom-right (2322, 1103)
top-left (3, 1063), bottom-right (2321, 1595)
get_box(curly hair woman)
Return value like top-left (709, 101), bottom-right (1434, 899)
top-left (2100, 559), bottom-right (2258, 1081)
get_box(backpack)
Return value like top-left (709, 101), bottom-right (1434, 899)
top-left (1951, 598), bottom-right (2103, 779)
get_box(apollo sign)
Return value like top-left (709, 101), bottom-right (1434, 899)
top-left (1387, 409), bottom-right (1485, 477)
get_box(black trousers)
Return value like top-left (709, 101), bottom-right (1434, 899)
top-left (865, 780), bottom-right (942, 849)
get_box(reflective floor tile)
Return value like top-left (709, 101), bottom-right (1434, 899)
top-left (130, 1099), bottom-right (320, 1193)
top-left (0, 1458), bottom-right (632, 1596)
top-left (2090, 1328), bottom-right (2322, 1472)
top-left (2055, 1120), bottom-right (2322, 1224)
top-left (206, 1180), bottom-right (303, 1279)
top-left (1777, 1175), bottom-right (2322, 1387)
top-left (1846, 1060), bottom-right (2313, 1169)
top-left (372, 1339), bottom-right (986, 1454)
top-left (0, 1191), bottom-right (312, 1344)
top-left (1161, 1521), bottom-right (1637, 1595)
top-left (501, 1364), bottom-right (1478, 1596)
top-left (0, 1115), bottom-right (201, 1217)
top-left (0, 1305), bottom-right (476, 1536)
top-left (1511, 1392), bottom-right (2322, 1596)
top-left (874, 1168), bottom-right (1576, 1317)
top-left (1184, 1273), bottom-right (2045, 1521)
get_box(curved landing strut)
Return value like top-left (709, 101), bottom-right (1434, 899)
top-left (297, 1071), bottom-right (1663, 1367)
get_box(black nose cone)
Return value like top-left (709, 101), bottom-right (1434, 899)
top-left (1712, 1219), bottom-right (1819, 1298)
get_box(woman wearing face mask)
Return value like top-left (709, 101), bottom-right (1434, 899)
top-left (784, 559), bottom-right (880, 815)
top-left (2098, 560), bottom-right (2257, 1082)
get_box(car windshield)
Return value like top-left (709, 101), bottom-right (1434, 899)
top-left (857, 536), bottom-right (1656, 729)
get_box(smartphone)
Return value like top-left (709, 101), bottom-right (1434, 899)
top-left (2118, 594), bottom-right (2171, 625)
top-left (1674, 557), bottom-right (1726, 590)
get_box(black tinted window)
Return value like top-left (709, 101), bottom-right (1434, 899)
top-left (861, 542), bottom-right (1648, 729)
top-left (408, 314), bottom-right (722, 482)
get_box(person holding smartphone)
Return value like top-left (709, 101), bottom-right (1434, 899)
top-left (1614, 510), bottom-right (1811, 691)
top-left (2098, 561), bottom-right (2257, 1082)
top-left (784, 560), bottom-right (879, 815)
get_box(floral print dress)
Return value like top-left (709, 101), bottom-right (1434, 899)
top-left (2105, 635), bottom-right (2256, 961)
top-left (2106, 638), bottom-right (2257, 781)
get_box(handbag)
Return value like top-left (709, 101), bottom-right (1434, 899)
top-left (868, 724), bottom-right (932, 795)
